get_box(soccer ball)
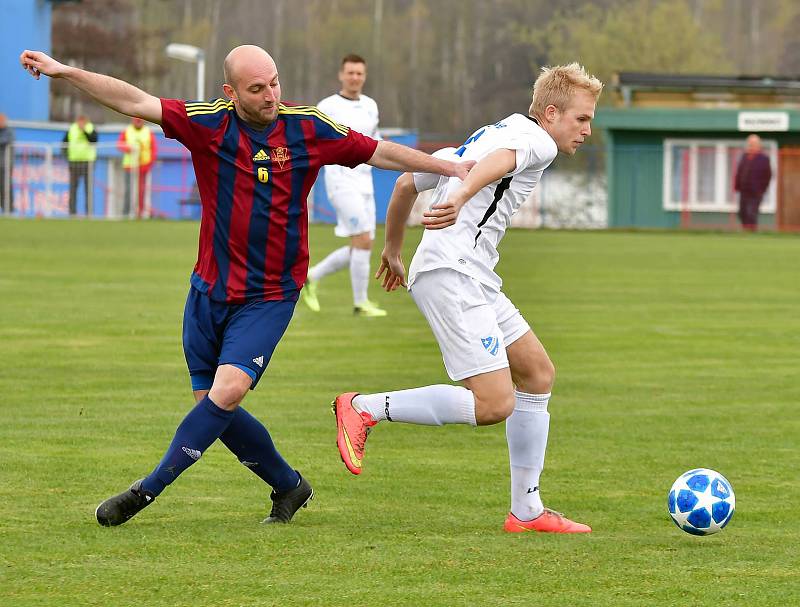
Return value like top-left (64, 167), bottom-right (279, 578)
top-left (668, 468), bottom-right (735, 536)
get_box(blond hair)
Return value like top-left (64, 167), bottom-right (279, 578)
top-left (529, 63), bottom-right (603, 117)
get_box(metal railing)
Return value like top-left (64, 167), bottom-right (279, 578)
top-left (408, 145), bottom-right (608, 229)
top-left (1, 140), bottom-right (198, 220)
top-left (3, 141), bottom-right (141, 218)
top-left (4, 137), bottom-right (797, 233)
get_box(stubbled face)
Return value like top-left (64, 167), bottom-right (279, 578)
top-left (339, 61), bottom-right (366, 98)
top-left (224, 59), bottom-right (281, 128)
top-left (543, 89), bottom-right (597, 155)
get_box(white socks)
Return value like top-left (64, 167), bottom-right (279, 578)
top-left (506, 390), bottom-right (551, 521)
top-left (350, 247), bottom-right (371, 306)
top-left (354, 386), bottom-right (549, 520)
top-left (308, 246), bottom-right (350, 283)
top-left (353, 384), bottom-right (477, 426)
top-left (307, 245), bottom-right (372, 306)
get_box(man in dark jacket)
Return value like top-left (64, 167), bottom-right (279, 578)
top-left (734, 134), bottom-right (772, 232)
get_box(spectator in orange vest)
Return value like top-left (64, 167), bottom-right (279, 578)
top-left (117, 116), bottom-right (157, 218)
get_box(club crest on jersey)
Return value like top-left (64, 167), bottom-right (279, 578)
top-left (481, 336), bottom-right (500, 356)
top-left (252, 148), bottom-right (269, 162)
top-left (271, 147), bottom-right (290, 169)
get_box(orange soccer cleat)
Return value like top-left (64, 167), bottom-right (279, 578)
top-left (332, 392), bottom-right (377, 475)
top-left (504, 509), bottom-right (592, 534)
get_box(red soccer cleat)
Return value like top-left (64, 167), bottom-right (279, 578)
top-left (332, 392), bottom-right (377, 475)
top-left (503, 509), bottom-right (592, 534)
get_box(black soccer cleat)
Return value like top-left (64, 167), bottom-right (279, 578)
top-left (95, 479), bottom-right (155, 527)
top-left (262, 472), bottom-right (313, 524)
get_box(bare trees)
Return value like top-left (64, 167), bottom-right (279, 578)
top-left (51, 0), bottom-right (800, 136)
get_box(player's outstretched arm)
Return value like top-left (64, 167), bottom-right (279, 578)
top-left (376, 173), bottom-right (419, 292)
top-left (423, 148), bottom-right (517, 230)
top-left (367, 140), bottom-right (475, 180)
top-left (20, 50), bottom-right (162, 125)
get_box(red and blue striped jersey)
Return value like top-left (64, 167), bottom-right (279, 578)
top-left (160, 98), bottom-right (378, 303)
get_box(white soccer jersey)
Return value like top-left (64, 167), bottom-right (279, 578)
top-left (409, 114), bottom-right (558, 292)
top-left (317, 93), bottom-right (381, 196)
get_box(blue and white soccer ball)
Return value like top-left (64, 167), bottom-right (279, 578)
top-left (668, 468), bottom-right (735, 536)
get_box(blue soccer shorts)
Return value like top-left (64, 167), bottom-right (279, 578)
top-left (182, 287), bottom-right (296, 392)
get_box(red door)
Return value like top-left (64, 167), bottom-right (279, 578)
top-left (778, 148), bottom-right (800, 232)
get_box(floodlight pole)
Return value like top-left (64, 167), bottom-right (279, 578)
top-left (196, 55), bottom-right (205, 102)
top-left (165, 43), bottom-right (206, 101)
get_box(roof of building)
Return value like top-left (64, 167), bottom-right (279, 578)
top-left (615, 72), bottom-right (800, 94)
top-left (594, 107), bottom-right (800, 133)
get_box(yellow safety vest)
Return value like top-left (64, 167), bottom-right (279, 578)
top-left (66, 122), bottom-right (97, 162)
top-left (122, 125), bottom-right (152, 169)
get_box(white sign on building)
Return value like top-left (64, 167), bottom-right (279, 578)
top-left (737, 111), bottom-right (790, 132)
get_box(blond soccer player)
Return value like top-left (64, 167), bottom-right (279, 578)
top-left (333, 63), bottom-right (602, 533)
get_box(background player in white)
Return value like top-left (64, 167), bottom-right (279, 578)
top-left (333, 63), bottom-right (603, 533)
top-left (305, 54), bottom-right (386, 317)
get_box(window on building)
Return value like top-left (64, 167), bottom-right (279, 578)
top-left (663, 139), bottom-right (777, 213)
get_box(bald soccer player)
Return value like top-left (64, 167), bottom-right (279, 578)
top-left (20, 45), bottom-right (472, 527)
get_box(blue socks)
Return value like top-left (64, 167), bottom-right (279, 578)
top-left (141, 396), bottom-right (235, 497)
top-left (140, 396), bottom-right (299, 497)
top-left (220, 406), bottom-right (300, 493)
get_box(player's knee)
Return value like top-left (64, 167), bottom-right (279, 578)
top-left (208, 370), bottom-right (252, 410)
top-left (536, 358), bottom-right (556, 392)
top-left (396, 172), bottom-right (417, 195)
top-left (474, 390), bottom-right (516, 425)
top-left (513, 357), bottom-right (556, 394)
top-left (351, 233), bottom-right (372, 250)
top-left (208, 384), bottom-right (247, 410)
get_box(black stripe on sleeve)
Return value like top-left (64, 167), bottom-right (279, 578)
top-left (474, 176), bottom-right (512, 247)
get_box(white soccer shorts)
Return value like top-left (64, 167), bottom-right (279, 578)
top-left (329, 189), bottom-right (376, 238)
top-left (409, 268), bottom-right (531, 381)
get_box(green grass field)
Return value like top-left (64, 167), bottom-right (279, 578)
top-left (1, 219), bottom-right (798, 606)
